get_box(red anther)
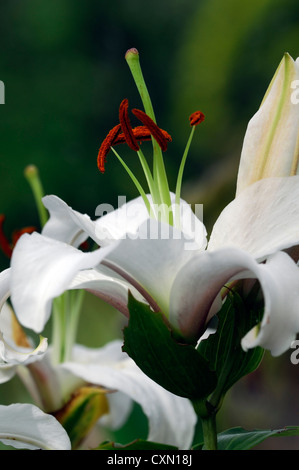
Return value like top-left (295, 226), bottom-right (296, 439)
top-left (0, 214), bottom-right (36, 259)
top-left (97, 124), bottom-right (122, 173)
top-left (97, 101), bottom-right (173, 173)
top-left (0, 215), bottom-right (13, 258)
top-left (131, 108), bottom-right (169, 152)
top-left (189, 111), bottom-right (205, 126)
top-left (119, 99), bottom-right (139, 151)
top-left (114, 125), bottom-right (172, 146)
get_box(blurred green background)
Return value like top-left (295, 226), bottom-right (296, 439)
top-left (0, 0), bottom-right (299, 450)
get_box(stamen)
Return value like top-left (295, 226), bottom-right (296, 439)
top-left (118, 99), bottom-right (139, 151)
top-left (189, 111), bottom-right (205, 126)
top-left (114, 125), bottom-right (172, 146)
top-left (97, 124), bottom-right (121, 173)
top-left (132, 108), bottom-right (169, 152)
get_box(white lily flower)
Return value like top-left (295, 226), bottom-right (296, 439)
top-left (55, 339), bottom-right (196, 449)
top-left (9, 53), bottom-right (299, 361)
top-left (10, 177), bottom-right (299, 358)
top-left (0, 403), bottom-right (71, 450)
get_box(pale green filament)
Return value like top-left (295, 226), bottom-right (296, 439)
top-left (174, 125), bottom-right (196, 228)
top-left (111, 146), bottom-right (154, 217)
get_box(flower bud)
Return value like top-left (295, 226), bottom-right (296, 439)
top-left (236, 53), bottom-right (299, 195)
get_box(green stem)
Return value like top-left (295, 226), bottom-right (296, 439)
top-left (193, 399), bottom-right (218, 450)
top-left (24, 165), bottom-right (48, 228)
top-left (52, 290), bottom-right (85, 364)
top-left (125, 49), bottom-right (172, 223)
top-left (51, 295), bottom-right (65, 364)
top-left (201, 413), bottom-right (218, 450)
top-left (64, 289), bottom-right (85, 362)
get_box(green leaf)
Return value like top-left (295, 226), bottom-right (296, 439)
top-left (217, 426), bottom-right (299, 450)
top-left (123, 293), bottom-right (217, 401)
top-left (96, 439), bottom-right (178, 450)
top-left (197, 290), bottom-right (264, 406)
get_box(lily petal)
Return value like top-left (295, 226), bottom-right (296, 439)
top-left (60, 340), bottom-right (196, 449)
top-left (103, 219), bottom-right (198, 316)
top-left (42, 195), bottom-right (90, 247)
top-left (170, 247), bottom-right (299, 355)
top-left (241, 251), bottom-right (299, 356)
top-left (10, 232), bottom-right (117, 333)
top-left (0, 303), bottom-right (48, 365)
top-left (0, 270), bottom-right (47, 383)
top-left (43, 193), bottom-right (206, 250)
top-left (236, 53), bottom-right (299, 195)
top-left (209, 176), bottom-right (299, 259)
top-left (69, 267), bottom-right (145, 317)
top-left (0, 403), bottom-right (71, 450)
top-left (0, 268), bottom-right (10, 310)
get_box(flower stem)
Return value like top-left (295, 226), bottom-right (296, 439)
top-left (201, 413), bottom-right (218, 450)
top-left (193, 399), bottom-right (218, 450)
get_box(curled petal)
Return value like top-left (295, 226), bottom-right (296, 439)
top-left (42, 195), bottom-right (93, 247)
top-left (0, 403), bottom-right (71, 450)
top-left (169, 247), bottom-right (299, 355)
top-left (241, 251), bottom-right (299, 356)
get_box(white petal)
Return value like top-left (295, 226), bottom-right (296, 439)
top-left (94, 194), bottom-right (151, 245)
top-left (69, 267), bottom-right (144, 317)
top-left (0, 268), bottom-right (10, 310)
top-left (170, 246), bottom-right (299, 355)
top-left (171, 196), bottom-right (207, 250)
top-left (209, 176), bottom-right (299, 259)
top-left (241, 251), bottom-right (299, 356)
top-left (61, 340), bottom-right (196, 449)
top-left (0, 275), bottom-right (47, 383)
top-left (10, 232), bottom-right (117, 333)
top-left (0, 363), bottom-right (16, 384)
top-left (95, 193), bottom-right (207, 250)
top-left (0, 403), bottom-right (71, 450)
top-left (42, 195), bottom-right (90, 247)
top-left (103, 219), bottom-right (199, 316)
top-left (170, 247), bottom-right (259, 341)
